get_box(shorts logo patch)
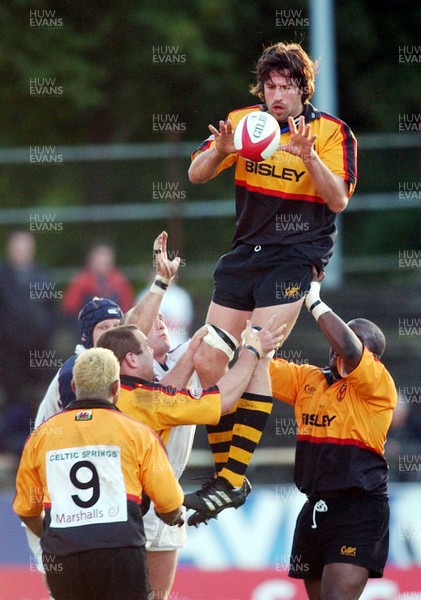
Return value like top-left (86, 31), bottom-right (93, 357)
top-left (340, 545), bottom-right (357, 557)
top-left (75, 410), bottom-right (93, 421)
top-left (337, 383), bottom-right (348, 402)
top-left (284, 285), bottom-right (301, 298)
top-left (189, 387), bottom-right (203, 399)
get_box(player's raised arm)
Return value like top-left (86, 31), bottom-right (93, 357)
top-left (188, 120), bottom-right (236, 184)
top-left (124, 231), bottom-right (181, 334)
top-left (280, 116), bottom-right (349, 213)
top-left (304, 268), bottom-right (363, 374)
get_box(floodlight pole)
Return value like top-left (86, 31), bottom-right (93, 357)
top-left (309, 0), bottom-right (343, 288)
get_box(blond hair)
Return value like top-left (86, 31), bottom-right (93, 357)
top-left (73, 347), bottom-right (120, 399)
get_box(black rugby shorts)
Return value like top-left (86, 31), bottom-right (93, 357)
top-left (212, 244), bottom-right (314, 311)
top-left (288, 493), bottom-right (390, 579)
top-left (44, 546), bottom-right (152, 600)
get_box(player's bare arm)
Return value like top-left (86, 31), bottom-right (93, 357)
top-left (124, 231), bottom-right (181, 334)
top-left (188, 119), bottom-right (236, 184)
top-left (20, 514), bottom-right (43, 538)
top-left (280, 116), bottom-right (348, 213)
top-left (305, 268), bottom-right (363, 373)
top-left (245, 354), bottom-right (272, 397)
top-left (159, 326), bottom-right (208, 388)
top-left (155, 506), bottom-right (183, 526)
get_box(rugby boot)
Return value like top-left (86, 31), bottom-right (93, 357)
top-left (183, 476), bottom-right (252, 514)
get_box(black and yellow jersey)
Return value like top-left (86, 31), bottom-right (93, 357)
top-left (192, 103), bottom-right (357, 265)
top-left (13, 399), bottom-right (183, 556)
top-left (269, 348), bottom-right (397, 496)
top-left (118, 375), bottom-right (221, 445)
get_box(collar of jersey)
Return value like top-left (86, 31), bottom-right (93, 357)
top-left (65, 398), bottom-right (120, 411)
top-left (120, 373), bottom-right (155, 389)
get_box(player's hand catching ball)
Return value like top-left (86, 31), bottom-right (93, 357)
top-left (209, 119), bottom-right (236, 159)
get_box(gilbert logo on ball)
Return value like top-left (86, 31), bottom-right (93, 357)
top-left (234, 111), bottom-right (280, 162)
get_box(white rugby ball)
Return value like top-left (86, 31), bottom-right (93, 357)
top-left (233, 111), bottom-right (280, 162)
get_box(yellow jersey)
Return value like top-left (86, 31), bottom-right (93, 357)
top-left (193, 103), bottom-right (357, 266)
top-left (270, 348), bottom-right (397, 496)
top-left (13, 399), bottom-right (183, 555)
top-left (118, 375), bottom-right (221, 445)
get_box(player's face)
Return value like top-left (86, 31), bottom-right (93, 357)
top-left (132, 330), bottom-right (155, 380)
top-left (263, 70), bottom-right (304, 123)
top-left (148, 314), bottom-right (171, 358)
top-left (328, 348), bottom-right (341, 379)
top-left (93, 319), bottom-right (121, 345)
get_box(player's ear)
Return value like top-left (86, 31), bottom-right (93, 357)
top-left (71, 379), bottom-right (76, 393)
top-left (124, 352), bottom-right (136, 367)
top-left (111, 379), bottom-right (120, 403)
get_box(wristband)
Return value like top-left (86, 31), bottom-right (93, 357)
top-left (304, 281), bottom-right (321, 311)
top-left (150, 275), bottom-right (170, 296)
top-left (308, 299), bottom-right (332, 321)
top-left (245, 345), bottom-right (261, 360)
top-left (304, 280), bottom-right (331, 321)
top-left (250, 326), bottom-right (274, 358)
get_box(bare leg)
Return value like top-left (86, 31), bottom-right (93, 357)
top-left (305, 579), bottom-right (322, 600)
top-left (216, 297), bottom-right (305, 485)
top-left (194, 302), bottom-right (251, 387)
top-left (147, 549), bottom-right (178, 600)
top-left (321, 563), bottom-right (369, 600)
top-left (251, 297), bottom-right (305, 342)
top-left (193, 298), bottom-right (305, 488)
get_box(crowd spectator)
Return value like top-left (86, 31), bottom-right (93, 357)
top-left (62, 242), bottom-right (134, 328)
top-left (0, 230), bottom-right (56, 459)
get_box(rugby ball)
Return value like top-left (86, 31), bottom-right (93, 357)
top-left (233, 112), bottom-right (280, 162)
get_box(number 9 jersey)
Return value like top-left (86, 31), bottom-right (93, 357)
top-left (13, 399), bottom-right (183, 556)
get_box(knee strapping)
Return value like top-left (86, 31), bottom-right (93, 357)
top-left (203, 325), bottom-right (239, 360)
